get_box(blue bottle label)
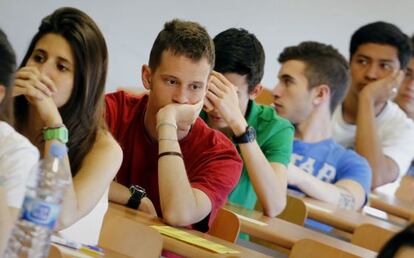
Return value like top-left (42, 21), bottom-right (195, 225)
top-left (20, 196), bottom-right (61, 230)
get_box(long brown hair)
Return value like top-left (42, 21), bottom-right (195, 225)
top-left (14, 7), bottom-right (108, 176)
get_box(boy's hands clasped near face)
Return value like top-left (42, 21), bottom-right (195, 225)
top-left (13, 66), bottom-right (62, 126)
top-left (156, 100), bottom-right (204, 134)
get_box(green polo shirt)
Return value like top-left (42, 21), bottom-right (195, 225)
top-left (200, 100), bottom-right (294, 210)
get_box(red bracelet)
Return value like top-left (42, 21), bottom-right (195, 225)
top-left (158, 151), bottom-right (183, 159)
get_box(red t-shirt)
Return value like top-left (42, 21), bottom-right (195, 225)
top-left (105, 91), bottom-right (242, 231)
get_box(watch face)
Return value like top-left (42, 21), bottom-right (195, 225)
top-left (130, 185), bottom-right (146, 199)
top-left (234, 126), bottom-right (256, 144)
top-left (246, 126), bottom-right (256, 141)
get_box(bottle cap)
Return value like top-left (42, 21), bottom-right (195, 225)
top-left (50, 143), bottom-right (68, 159)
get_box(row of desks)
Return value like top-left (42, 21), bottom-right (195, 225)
top-left (302, 197), bottom-right (403, 233)
top-left (53, 190), bottom-right (414, 258)
top-left (370, 191), bottom-right (414, 221)
top-left (224, 203), bottom-right (377, 258)
top-left (108, 203), bottom-right (271, 258)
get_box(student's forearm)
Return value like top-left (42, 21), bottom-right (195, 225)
top-left (239, 142), bottom-right (287, 217)
top-left (109, 181), bottom-right (131, 205)
top-left (52, 134), bottom-right (122, 230)
top-left (356, 94), bottom-right (398, 188)
top-left (157, 125), bottom-right (209, 226)
top-left (43, 140), bottom-right (79, 230)
top-left (56, 182), bottom-right (78, 230)
top-left (290, 165), bottom-right (360, 210)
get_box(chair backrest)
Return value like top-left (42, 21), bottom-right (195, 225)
top-left (351, 223), bottom-right (396, 252)
top-left (48, 245), bottom-right (63, 258)
top-left (255, 194), bottom-right (308, 226)
top-left (251, 195), bottom-right (308, 254)
top-left (289, 239), bottom-right (360, 258)
top-left (395, 175), bottom-right (414, 202)
top-left (255, 88), bottom-right (273, 106)
top-left (98, 209), bottom-right (163, 258)
top-left (208, 208), bottom-right (240, 243)
top-left (278, 195), bottom-right (308, 226)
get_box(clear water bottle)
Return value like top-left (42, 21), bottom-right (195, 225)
top-left (5, 143), bottom-right (70, 258)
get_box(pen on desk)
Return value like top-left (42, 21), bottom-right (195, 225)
top-left (51, 235), bottom-right (105, 255)
top-left (81, 244), bottom-right (105, 255)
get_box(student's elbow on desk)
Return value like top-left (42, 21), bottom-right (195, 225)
top-left (371, 170), bottom-right (399, 190)
top-left (56, 213), bottom-right (77, 231)
top-left (370, 158), bottom-right (399, 189)
top-left (262, 197), bottom-right (286, 217)
top-left (162, 208), bottom-right (196, 227)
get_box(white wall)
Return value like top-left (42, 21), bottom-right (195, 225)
top-left (1, 0), bottom-right (413, 92)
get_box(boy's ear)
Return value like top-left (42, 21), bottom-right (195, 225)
top-left (141, 65), bottom-right (152, 90)
top-left (0, 85), bottom-right (5, 104)
top-left (249, 84), bottom-right (264, 99)
top-left (312, 84), bottom-right (330, 106)
top-left (206, 74), bottom-right (213, 90)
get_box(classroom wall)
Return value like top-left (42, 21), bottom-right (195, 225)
top-left (1, 0), bottom-right (413, 92)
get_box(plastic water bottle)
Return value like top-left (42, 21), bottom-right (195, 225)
top-left (5, 143), bottom-right (70, 258)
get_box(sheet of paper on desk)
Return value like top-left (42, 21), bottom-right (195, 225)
top-left (151, 225), bottom-right (240, 254)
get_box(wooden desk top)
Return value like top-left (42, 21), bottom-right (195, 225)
top-left (370, 191), bottom-right (414, 221)
top-left (49, 244), bottom-right (129, 258)
top-left (301, 197), bottom-right (402, 233)
top-left (224, 203), bottom-right (377, 258)
top-left (108, 203), bottom-right (272, 258)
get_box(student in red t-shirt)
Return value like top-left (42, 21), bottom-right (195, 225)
top-left (106, 19), bottom-right (242, 231)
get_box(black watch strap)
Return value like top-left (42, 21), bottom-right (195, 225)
top-left (126, 185), bottom-right (146, 209)
top-left (233, 125), bottom-right (256, 144)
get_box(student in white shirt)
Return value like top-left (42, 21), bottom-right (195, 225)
top-left (332, 21), bottom-right (414, 190)
top-left (394, 35), bottom-right (414, 200)
top-left (0, 28), bottom-right (38, 254)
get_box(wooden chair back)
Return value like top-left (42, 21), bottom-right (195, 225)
top-left (48, 245), bottom-right (64, 258)
top-left (255, 88), bottom-right (273, 106)
top-left (255, 194), bottom-right (308, 226)
top-left (289, 239), bottom-right (360, 258)
top-left (351, 223), bottom-right (396, 252)
top-left (395, 175), bottom-right (414, 202)
top-left (278, 195), bottom-right (308, 226)
top-left (98, 209), bottom-right (163, 258)
top-left (208, 208), bottom-right (241, 243)
top-left (252, 195), bottom-right (308, 254)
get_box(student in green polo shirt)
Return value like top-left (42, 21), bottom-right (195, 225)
top-left (201, 28), bottom-right (294, 217)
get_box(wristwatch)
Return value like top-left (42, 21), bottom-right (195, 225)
top-left (43, 126), bottom-right (69, 144)
top-left (233, 125), bottom-right (256, 144)
top-left (126, 185), bottom-right (147, 209)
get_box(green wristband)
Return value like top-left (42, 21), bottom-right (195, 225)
top-left (43, 126), bottom-right (69, 144)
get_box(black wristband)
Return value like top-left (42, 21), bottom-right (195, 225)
top-left (158, 151), bottom-right (183, 159)
top-left (126, 185), bottom-right (146, 210)
top-left (126, 195), bottom-right (141, 209)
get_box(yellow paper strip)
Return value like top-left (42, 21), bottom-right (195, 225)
top-left (151, 225), bottom-right (240, 254)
